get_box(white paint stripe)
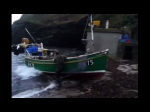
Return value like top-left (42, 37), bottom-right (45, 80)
top-left (42, 70), bottom-right (106, 74)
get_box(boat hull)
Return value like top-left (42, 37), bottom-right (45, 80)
top-left (25, 50), bottom-right (109, 79)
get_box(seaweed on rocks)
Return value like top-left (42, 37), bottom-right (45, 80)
top-left (67, 58), bottom-right (138, 98)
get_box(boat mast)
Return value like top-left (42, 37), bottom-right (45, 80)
top-left (90, 14), bottom-right (94, 42)
top-left (82, 14), bottom-right (94, 52)
top-left (25, 28), bottom-right (37, 45)
top-left (89, 14), bottom-right (94, 52)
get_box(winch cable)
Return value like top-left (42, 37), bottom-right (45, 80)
top-left (108, 55), bottom-right (129, 65)
top-left (82, 19), bottom-right (89, 41)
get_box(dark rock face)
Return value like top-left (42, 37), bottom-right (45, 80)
top-left (12, 14), bottom-right (138, 50)
top-left (12, 14), bottom-right (88, 50)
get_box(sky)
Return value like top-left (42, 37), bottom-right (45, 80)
top-left (11, 14), bottom-right (22, 24)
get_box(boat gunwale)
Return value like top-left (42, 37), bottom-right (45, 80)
top-left (25, 49), bottom-right (109, 62)
top-left (25, 54), bottom-right (108, 65)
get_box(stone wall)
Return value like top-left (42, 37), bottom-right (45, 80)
top-left (86, 32), bottom-right (122, 56)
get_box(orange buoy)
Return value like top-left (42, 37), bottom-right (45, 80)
top-left (22, 38), bottom-right (30, 44)
top-left (93, 21), bottom-right (101, 27)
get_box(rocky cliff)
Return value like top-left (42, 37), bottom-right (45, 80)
top-left (12, 14), bottom-right (138, 49)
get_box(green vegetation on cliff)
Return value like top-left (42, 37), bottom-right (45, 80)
top-left (20, 14), bottom-right (138, 37)
top-left (20, 14), bottom-right (138, 28)
top-left (20, 14), bottom-right (87, 26)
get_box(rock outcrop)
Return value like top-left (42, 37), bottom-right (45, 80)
top-left (12, 14), bottom-right (138, 50)
top-left (12, 14), bottom-right (88, 50)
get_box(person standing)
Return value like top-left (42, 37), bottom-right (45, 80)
top-left (53, 50), bottom-right (67, 88)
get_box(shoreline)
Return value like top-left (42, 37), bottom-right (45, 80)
top-left (28, 58), bottom-right (138, 98)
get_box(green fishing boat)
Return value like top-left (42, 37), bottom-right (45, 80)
top-left (12, 14), bottom-right (109, 79)
top-left (25, 49), bottom-right (109, 79)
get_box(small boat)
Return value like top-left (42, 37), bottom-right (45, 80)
top-left (13, 14), bottom-right (109, 79)
top-left (25, 49), bottom-right (109, 79)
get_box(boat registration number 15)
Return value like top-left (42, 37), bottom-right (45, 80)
top-left (86, 60), bottom-right (94, 66)
top-left (28, 62), bottom-right (34, 67)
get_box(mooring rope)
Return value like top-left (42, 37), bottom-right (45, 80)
top-left (108, 55), bottom-right (126, 65)
top-left (82, 19), bottom-right (89, 40)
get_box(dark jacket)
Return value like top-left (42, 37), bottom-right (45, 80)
top-left (54, 55), bottom-right (67, 67)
